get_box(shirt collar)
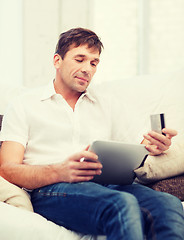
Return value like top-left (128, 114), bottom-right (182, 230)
top-left (81, 89), bottom-right (97, 103)
top-left (40, 80), bottom-right (97, 103)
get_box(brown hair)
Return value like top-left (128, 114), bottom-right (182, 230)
top-left (55, 28), bottom-right (103, 59)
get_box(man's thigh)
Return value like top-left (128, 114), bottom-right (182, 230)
top-left (31, 182), bottom-right (142, 236)
top-left (31, 182), bottom-right (122, 234)
top-left (107, 182), bottom-right (182, 209)
top-left (108, 183), bottom-right (184, 227)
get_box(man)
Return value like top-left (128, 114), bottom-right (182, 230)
top-left (0, 28), bottom-right (183, 239)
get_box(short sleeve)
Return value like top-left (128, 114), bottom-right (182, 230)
top-left (0, 96), bottom-right (29, 148)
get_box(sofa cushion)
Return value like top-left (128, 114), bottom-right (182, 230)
top-left (0, 201), bottom-right (84, 240)
top-left (134, 141), bottom-right (184, 200)
top-left (0, 176), bottom-right (33, 211)
top-left (146, 174), bottom-right (184, 201)
top-left (134, 141), bottom-right (184, 183)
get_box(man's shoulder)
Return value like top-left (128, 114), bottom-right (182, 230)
top-left (88, 85), bottom-right (115, 109)
top-left (88, 85), bottom-right (112, 101)
top-left (16, 83), bottom-right (51, 103)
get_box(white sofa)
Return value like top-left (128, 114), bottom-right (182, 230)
top-left (0, 70), bottom-right (184, 240)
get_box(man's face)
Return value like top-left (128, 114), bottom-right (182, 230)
top-left (55, 44), bottom-right (100, 93)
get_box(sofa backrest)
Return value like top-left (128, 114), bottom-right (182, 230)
top-left (0, 85), bottom-right (26, 115)
top-left (94, 69), bottom-right (184, 143)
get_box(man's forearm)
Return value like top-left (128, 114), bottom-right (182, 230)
top-left (0, 162), bottom-right (62, 190)
top-left (0, 141), bottom-right (102, 189)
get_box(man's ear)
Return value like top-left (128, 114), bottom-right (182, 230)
top-left (53, 54), bottom-right (62, 69)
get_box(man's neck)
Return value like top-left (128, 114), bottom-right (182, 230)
top-left (54, 80), bottom-right (82, 111)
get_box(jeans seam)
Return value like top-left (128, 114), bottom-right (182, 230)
top-left (38, 190), bottom-right (67, 197)
top-left (141, 207), bottom-right (157, 240)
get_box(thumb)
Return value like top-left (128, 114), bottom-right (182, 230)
top-left (84, 145), bottom-right (90, 151)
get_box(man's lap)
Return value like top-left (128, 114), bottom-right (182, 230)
top-left (108, 183), bottom-right (184, 219)
top-left (31, 181), bottom-right (182, 215)
top-left (31, 181), bottom-right (183, 235)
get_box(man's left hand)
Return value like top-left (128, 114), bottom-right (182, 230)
top-left (142, 128), bottom-right (177, 155)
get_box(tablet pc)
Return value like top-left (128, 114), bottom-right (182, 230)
top-left (89, 140), bottom-right (149, 185)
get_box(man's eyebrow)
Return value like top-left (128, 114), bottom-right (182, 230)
top-left (74, 54), bottom-right (85, 58)
top-left (93, 58), bottom-right (100, 63)
top-left (74, 54), bottom-right (100, 62)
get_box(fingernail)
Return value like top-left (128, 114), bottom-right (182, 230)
top-left (80, 157), bottom-right (85, 162)
top-left (98, 170), bottom-right (102, 175)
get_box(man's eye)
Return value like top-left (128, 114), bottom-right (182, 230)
top-left (91, 62), bottom-right (97, 67)
top-left (75, 59), bottom-right (83, 63)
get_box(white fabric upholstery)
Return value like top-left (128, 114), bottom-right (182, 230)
top-left (0, 85), bottom-right (25, 115)
top-left (95, 69), bottom-right (184, 144)
top-left (0, 201), bottom-right (84, 240)
top-left (0, 176), bottom-right (33, 211)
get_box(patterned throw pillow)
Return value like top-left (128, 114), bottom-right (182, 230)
top-left (146, 174), bottom-right (184, 201)
top-left (134, 142), bottom-right (184, 183)
top-left (0, 115), bottom-right (3, 147)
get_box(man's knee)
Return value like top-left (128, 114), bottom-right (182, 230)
top-left (156, 192), bottom-right (183, 211)
top-left (99, 191), bottom-right (140, 216)
top-left (148, 191), bottom-right (184, 222)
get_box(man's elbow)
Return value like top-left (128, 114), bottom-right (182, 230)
top-left (0, 161), bottom-right (18, 185)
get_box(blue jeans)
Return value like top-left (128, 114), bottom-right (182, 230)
top-left (31, 182), bottom-right (184, 240)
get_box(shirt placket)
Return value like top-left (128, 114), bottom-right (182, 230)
top-left (56, 95), bottom-right (80, 149)
top-left (72, 105), bottom-right (81, 149)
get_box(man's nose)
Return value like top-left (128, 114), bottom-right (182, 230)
top-left (81, 62), bottom-right (91, 75)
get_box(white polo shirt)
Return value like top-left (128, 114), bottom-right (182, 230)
top-left (0, 81), bottom-right (131, 165)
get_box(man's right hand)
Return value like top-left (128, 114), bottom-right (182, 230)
top-left (60, 148), bottom-right (102, 183)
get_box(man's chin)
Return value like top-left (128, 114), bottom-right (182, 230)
top-left (76, 82), bottom-right (89, 92)
top-left (78, 87), bottom-right (88, 93)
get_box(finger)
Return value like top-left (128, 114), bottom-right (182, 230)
top-left (71, 175), bottom-right (94, 182)
top-left (144, 131), bottom-right (171, 146)
top-left (69, 168), bottom-right (102, 182)
top-left (162, 128), bottom-right (177, 138)
top-left (68, 152), bottom-right (102, 170)
top-left (80, 160), bottom-right (102, 169)
top-left (143, 133), bottom-right (171, 152)
top-left (77, 169), bottom-right (102, 176)
top-left (80, 150), bottom-right (98, 161)
top-left (84, 145), bottom-right (90, 151)
top-left (69, 150), bottom-right (98, 163)
top-left (72, 160), bottom-right (102, 171)
top-left (145, 144), bottom-right (163, 156)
